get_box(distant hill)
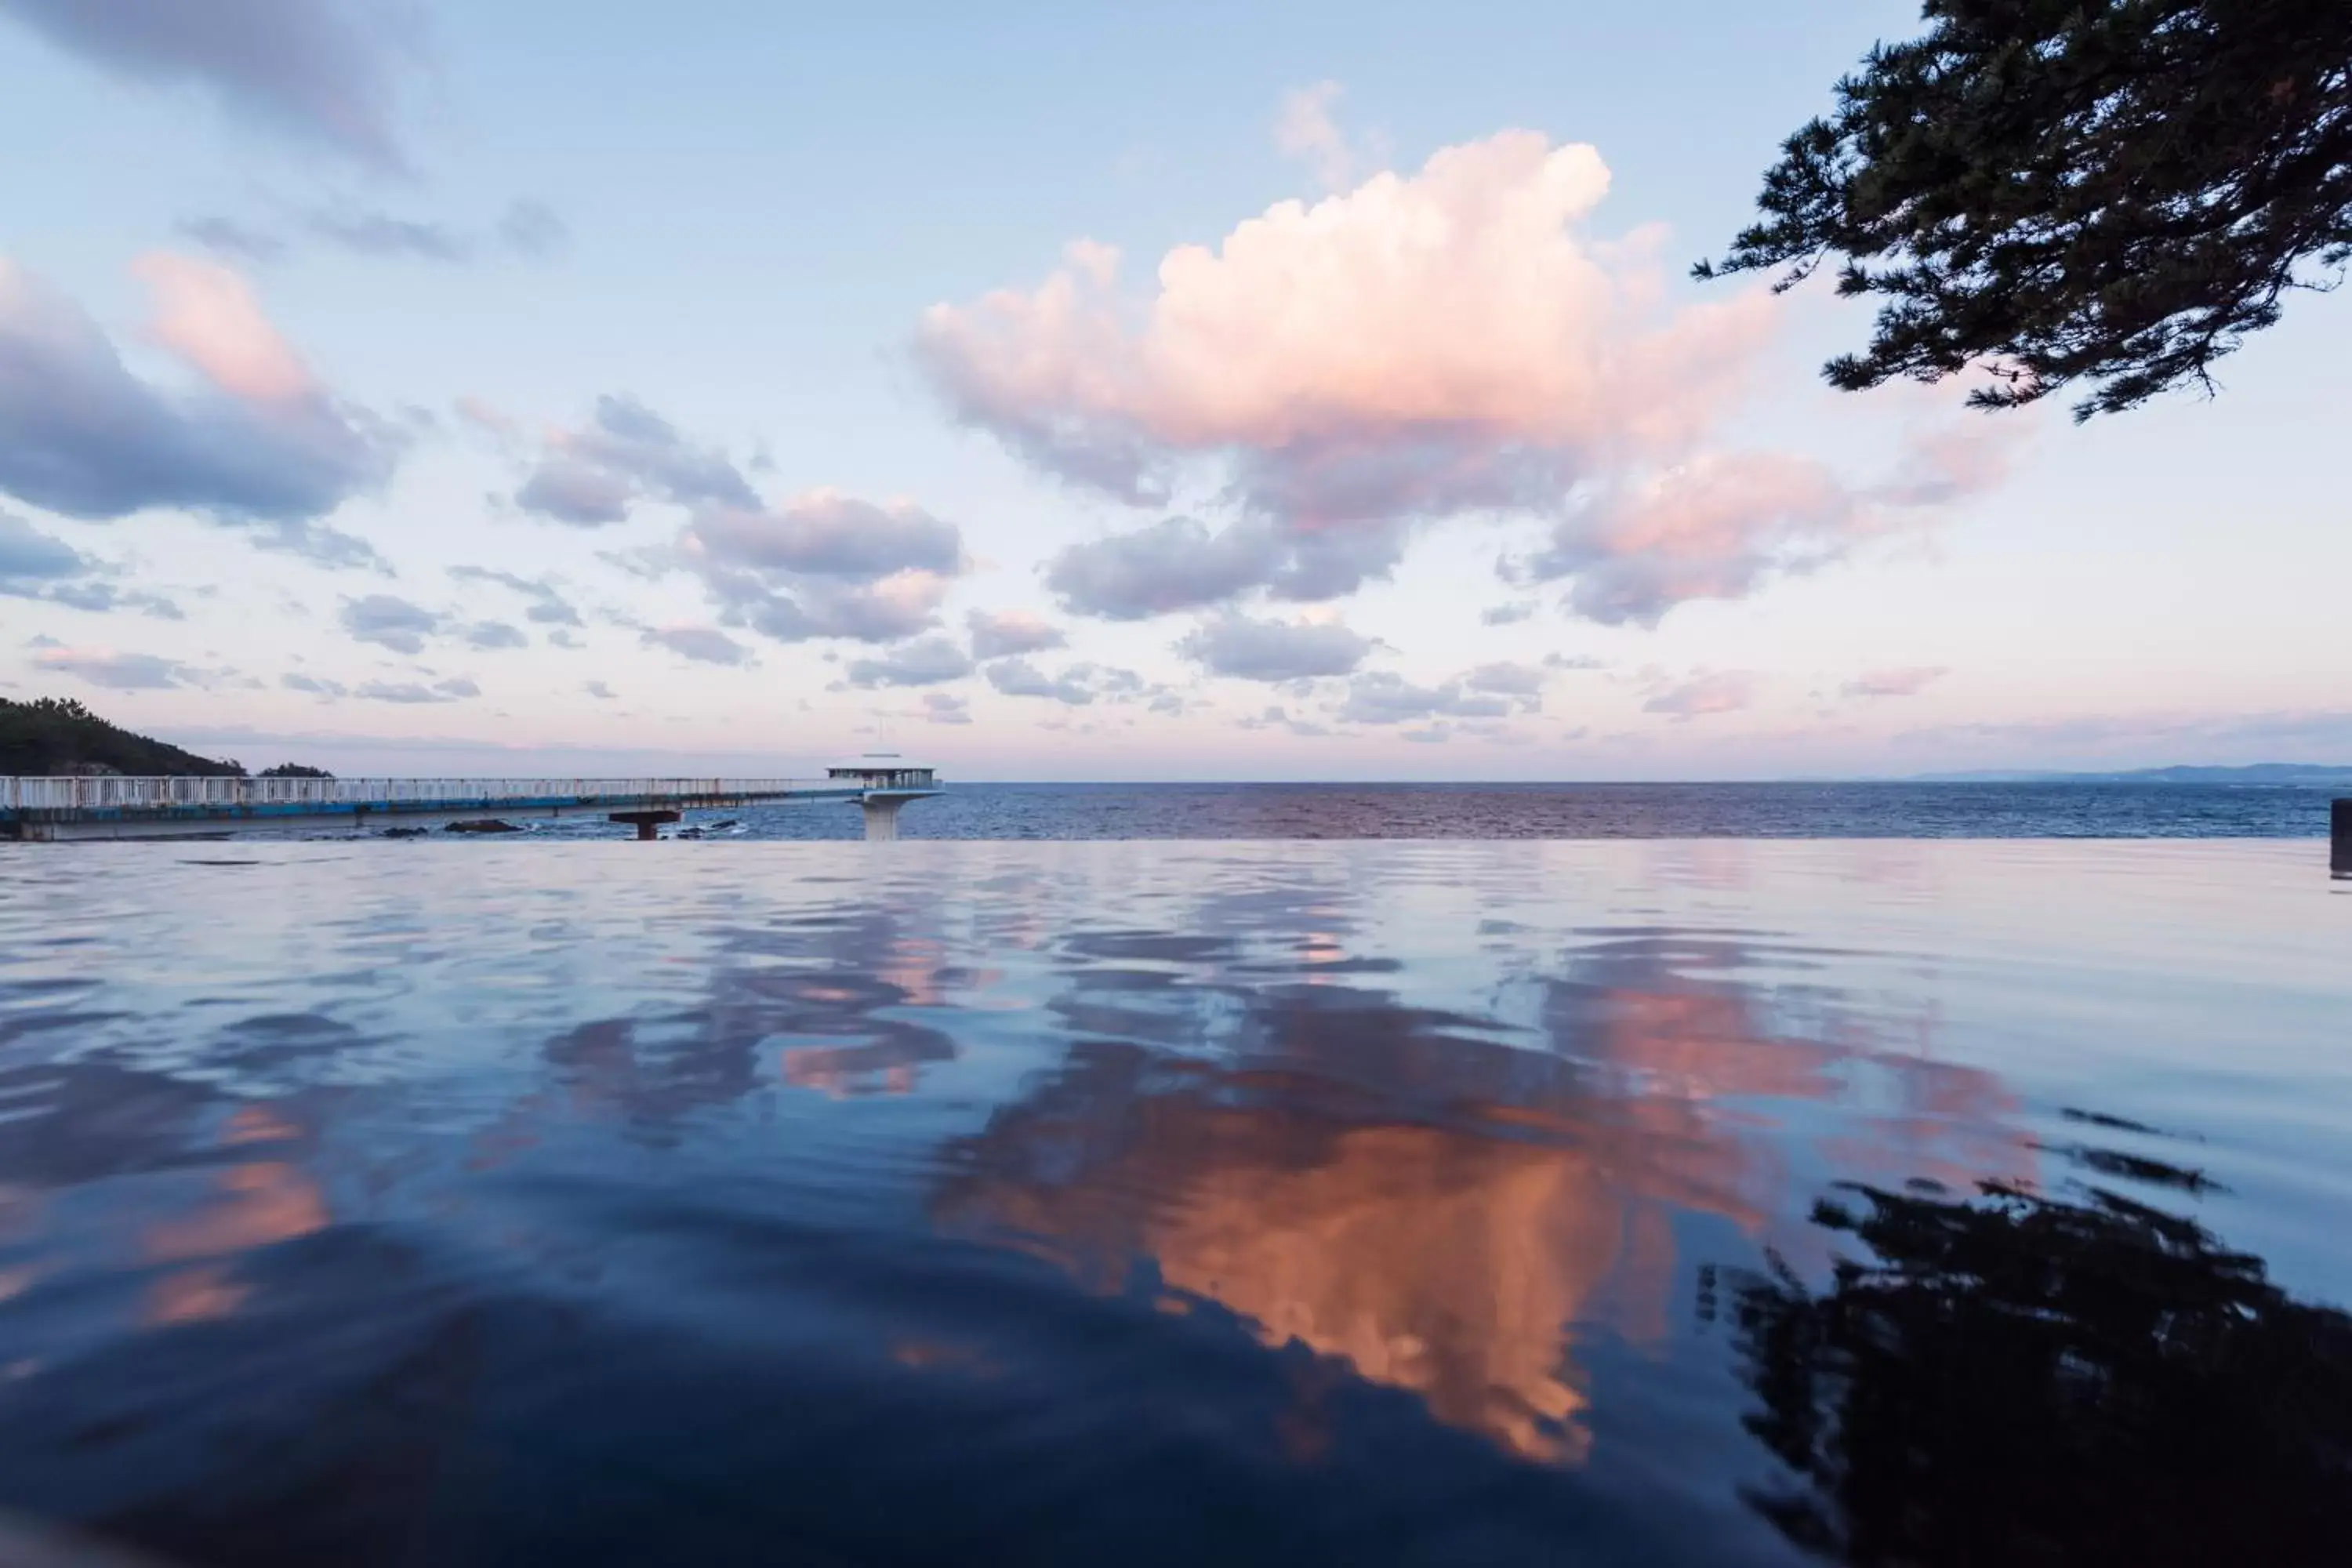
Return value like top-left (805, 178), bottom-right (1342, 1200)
top-left (0, 697), bottom-right (245, 778)
top-left (1916, 763), bottom-right (2352, 786)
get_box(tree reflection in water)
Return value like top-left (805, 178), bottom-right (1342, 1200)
top-left (1716, 1176), bottom-right (2352, 1567)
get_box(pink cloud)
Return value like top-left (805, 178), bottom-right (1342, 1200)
top-left (1844, 666), bottom-right (1950, 699)
top-left (917, 131), bottom-right (2013, 623)
top-left (133, 253), bottom-right (316, 405)
top-left (921, 134), bottom-right (1773, 483)
top-left (1641, 669), bottom-right (1758, 721)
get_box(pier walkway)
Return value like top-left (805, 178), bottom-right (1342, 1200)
top-left (1, 765), bottom-right (941, 841)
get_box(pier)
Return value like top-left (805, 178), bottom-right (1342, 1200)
top-left (0, 764), bottom-right (941, 842)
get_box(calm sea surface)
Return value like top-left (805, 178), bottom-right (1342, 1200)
top-left (1, 840), bottom-right (2347, 1565)
top-left (322, 780), bottom-right (2338, 841)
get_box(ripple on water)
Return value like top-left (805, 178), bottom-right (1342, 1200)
top-left (0, 839), bottom-right (2344, 1567)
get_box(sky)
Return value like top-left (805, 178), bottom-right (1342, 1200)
top-left (1, 0), bottom-right (2346, 782)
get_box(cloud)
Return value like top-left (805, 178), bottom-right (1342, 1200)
top-left (583, 679), bottom-right (615, 700)
top-left (446, 564), bottom-right (583, 626)
top-left (175, 214), bottom-right (286, 265)
top-left (966, 608), bottom-right (1066, 659)
top-left (0, 0), bottom-right (424, 169)
top-left (0, 514), bottom-right (189, 619)
top-left (339, 593), bottom-right (441, 655)
top-left (917, 131), bottom-right (2016, 626)
top-left (1175, 612), bottom-right (1374, 681)
top-left (1237, 703), bottom-right (1332, 739)
top-left (1044, 514), bottom-right (1283, 619)
top-left (304, 207), bottom-right (470, 263)
top-left (1273, 80), bottom-right (1355, 189)
top-left (32, 646), bottom-right (190, 690)
top-left (985, 656), bottom-right (1094, 705)
top-left (280, 671), bottom-right (344, 698)
top-left (495, 200), bottom-right (570, 259)
top-left (301, 198), bottom-right (571, 263)
top-left (1641, 670), bottom-right (1756, 721)
top-left (508, 401), bottom-right (971, 650)
top-left (641, 624), bottom-right (750, 666)
top-left (513, 394), bottom-right (758, 525)
top-left (463, 619), bottom-right (528, 651)
top-left (684, 490), bottom-right (967, 645)
top-left (920, 691), bottom-right (972, 725)
top-left (918, 132), bottom-right (1777, 604)
top-left (844, 635), bottom-right (973, 688)
top-left (0, 255), bottom-right (396, 546)
top-left (516, 460), bottom-right (633, 526)
top-left (0, 512), bottom-right (89, 584)
top-left (1518, 452), bottom-right (1849, 626)
top-left (1843, 666), bottom-right (1949, 699)
top-left (1480, 600), bottom-right (1537, 626)
top-left (1462, 661), bottom-right (1547, 697)
top-left (1335, 672), bottom-right (1512, 725)
top-left (354, 677), bottom-right (477, 704)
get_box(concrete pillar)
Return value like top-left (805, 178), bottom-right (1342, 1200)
top-left (861, 795), bottom-right (906, 842)
top-left (2334, 798), bottom-right (2350, 876)
top-left (609, 809), bottom-right (681, 840)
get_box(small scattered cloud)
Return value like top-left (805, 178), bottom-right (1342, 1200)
top-left (447, 564), bottom-right (583, 626)
top-left (583, 679), bottom-right (616, 700)
top-left (1640, 669), bottom-right (1756, 721)
top-left (1336, 672), bottom-right (1512, 725)
top-left (463, 619), bottom-right (528, 651)
top-left (844, 635), bottom-right (973, 688)
top-left (1238, 703), bottom-right (1331, 739)
top-left (687, 489), bottom-right (967, 646)
top-left (1273, 81), bottom-right (1357, 190)
top-left (280, 671), bottom-right (344, 698)
top-left (354, 677), bottom-right (478, 704)
top-left (513, 394), bottom-right (758, 526)
top-left (338, 593), bottom-right (441, 655)
top-left (967, 608), bottom-right (1066, 659)
top-left (495, 199), bottom-right (570, 259)
top-left (920, 691), bottom-right (972, 725)
top-left (32, 645), bottom-right (189, 690)
top-left (641, 624), bottom-right (751, 666)
top-left (174, 214), bottom-right (287, 265)
top-left (985, 656), bottom-right (1094, 705)
top-left (300, 198), bottom-right (570, 264)
top-left (1175, 612), bottom-right (1374, 681)
top-left (1842, 666), bottom-right (1949, 699)
top-left (304, 205), bottom-right (470, 263)
top-left (1461, 660), bottom-right (1547, 697)
top-left (1480, 600), bottom-right (1537, 626)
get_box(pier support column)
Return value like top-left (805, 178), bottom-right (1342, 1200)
top-left (2334, 798), bottom-right (2350, 877)
top-left (610, 810), bottom-right (680, 840)
top-left (861, 795), bottom-right (906, 842)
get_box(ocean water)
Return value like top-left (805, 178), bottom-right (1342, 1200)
top-left (0, 840), bottom-right (2347, 1566)
top-left (424, 779), bottom-right (2337, 840)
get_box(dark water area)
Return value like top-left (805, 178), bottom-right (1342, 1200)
top-left (1, 841), bottom-right (2347, 1566)
top-left (501, 780), bottom-right (2335, 842)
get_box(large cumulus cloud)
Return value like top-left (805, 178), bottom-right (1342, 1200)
top-left (0, 255), bottom-right (397, 565)
top-left (921, 130), bottom-right (2005, 626)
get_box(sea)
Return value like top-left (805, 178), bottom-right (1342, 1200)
top-left (1, 786), bottom-right (2347, 1566)
top-left (411, 779), bottom-right (2337, 840)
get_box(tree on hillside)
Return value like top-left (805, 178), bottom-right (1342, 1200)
top-left (1699, 2), bottom-right (2352, 419)
top-left (0, 697), bottom-right (245, 778)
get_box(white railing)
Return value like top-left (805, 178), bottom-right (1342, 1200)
top-left (1, 776), bottom-right (849, 814)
